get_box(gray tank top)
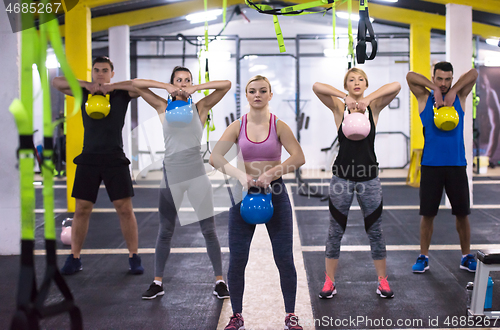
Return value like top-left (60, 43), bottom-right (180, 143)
top-left (163, 102), bottom-right (204, 168)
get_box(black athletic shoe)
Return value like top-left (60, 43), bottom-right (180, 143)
top-left (129, 254), bottom-right (144, 275)
top-left (213, 281), bottom-right (230, 299)
top-left (60, 254), bottom-right (82, 275)
top-left (142, 282), bottom-right (165, 300)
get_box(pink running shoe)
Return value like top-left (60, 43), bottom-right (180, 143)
top-left (319, 272), bottom-right (337, 299)
top-left (284, 313), bottom-right (303, 330)
top-left (224, 313), bottom-right (245, 330)
top-left (377, 276), bottom-right (394, 298)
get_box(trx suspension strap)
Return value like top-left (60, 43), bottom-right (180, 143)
top-left (356, 0), bottom-right (377, 64)
top-left (245, 0), bottom-right (338, 52)
top-left (9, 2), bottom-right (39, 327)
top-left (346, 0), bottom-right (355, 68)
top-left (472, 37), bottom-right (480, 121)
top-left (9, 1), bottom-right (82, 329)
top-left (472, 37), bottom-right (481, 173)
top-left (222, 0), bottom-right (228, 30)
top-left (35, 3), bottom-right (83, 328)
top-left (201, 0), bottom-right (216, 161)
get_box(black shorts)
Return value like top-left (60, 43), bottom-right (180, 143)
top-left (72, 164), bottom-right (134, 203)
top-left (419, 165), bottom-right (470, 217)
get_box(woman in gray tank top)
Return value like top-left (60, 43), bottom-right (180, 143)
top-left (133, 67), bottom-right (231, 300)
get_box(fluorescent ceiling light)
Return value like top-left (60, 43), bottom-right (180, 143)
top-left (336, 12), bottom-right (375, 22)
top-left (377, 0), bottom-right (398, 2)
top-left (186, 9), bottom-right (223, 24)
top-left (486, 38), bottom-right (500, 47)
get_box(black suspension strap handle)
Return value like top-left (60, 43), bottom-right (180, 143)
top-left (356, 0), bottom-right (377, 64)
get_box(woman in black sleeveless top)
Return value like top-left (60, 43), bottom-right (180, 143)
top-left (313, 68), bottom-right (400, 299)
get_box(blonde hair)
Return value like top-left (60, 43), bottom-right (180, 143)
top-left (343, 68), bottom-right (369, 89)
top-left (245, 75), bottom-right (272, 93)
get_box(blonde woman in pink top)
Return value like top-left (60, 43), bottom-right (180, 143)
top-left (210, 75), bottom-right (305, 330)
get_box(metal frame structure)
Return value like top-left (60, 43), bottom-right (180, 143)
top-left (92, 32), bottom-right (444, 176)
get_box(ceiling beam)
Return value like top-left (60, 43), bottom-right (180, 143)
top-left (59, 0), bottom-right (500, 40)
top-left (472, 21), bottom-right (500, 40)
top-left (91, 0), bottom-right (243, 33)
top-left (423, 0), bottom-right (500, 16)
top-left (80, 0), bottom-right (131, 9)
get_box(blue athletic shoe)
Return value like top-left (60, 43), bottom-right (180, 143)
top-left (60, 254), bottom-right (82, 275)
top-left (129, 254), bottom-right (144, 275)
top-left (460, 254), bottom-right (477, 272)
top-left (412, 254), bottom-right (429, 273)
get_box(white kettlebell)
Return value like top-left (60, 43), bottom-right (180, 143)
top-left (61, 218), bottom-right (72, 245)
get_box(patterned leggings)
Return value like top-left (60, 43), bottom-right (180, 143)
top-left (326, 176), bottom-right (386, 260)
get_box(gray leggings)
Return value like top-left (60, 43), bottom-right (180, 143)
top-left (154, 167), bottom-right (223, 278)
top-left (326, 176), bottom-right (386, 260)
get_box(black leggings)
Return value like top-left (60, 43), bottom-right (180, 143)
top-left (228, 178), bottom-right (297, 314)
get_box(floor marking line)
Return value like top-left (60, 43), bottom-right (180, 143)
top-left (301, 244), bottom-right (500, 252)
top-left (33, 180), bottom-right (500, 189)
top-left (34, 203), bottom-right (500, 214)
top-left (34, 206), bottom-right (231, 213)
top-left (34, 247), bottom-right (230, 256)
top-left (293, 204), bottom-right (500, 211)
top-left (35, 244), bottom-right (500, 256)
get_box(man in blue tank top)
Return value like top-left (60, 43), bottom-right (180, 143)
top-left (406, 62), bottom-right (478, 274)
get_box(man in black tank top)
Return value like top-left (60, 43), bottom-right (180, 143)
top-left (52, 56), bottom-right (144, 276)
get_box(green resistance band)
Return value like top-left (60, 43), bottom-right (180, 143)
top-left (332, 1), bottom-right (336, 48)
top-left (472, 40), bottom-right (479, 120)
top-left (204, 63), bottom-right (216, 140)
top-left (202, 0), bottom-right (216, 140)
top-left (39, 5), bottom-right (56, 241)
top-left (330, 0), bottom-right (348, 51)
top-left (10, 99), bottom-right (36, 240)
top-left (347, 0), bottom-right (354, 67)
top-left (10, 3), bottom-right (37, 240)
top-left (45, 8), bottom-right (82, 118)
top-left (245, 0), bottom-right (347, 53)
top-left (223, 0), bottom-right (228, 30)
top-left (246, 0), bottom-right (331, 52)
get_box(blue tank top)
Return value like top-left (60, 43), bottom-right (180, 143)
top-left (420, 91), bottom-right (466, 166)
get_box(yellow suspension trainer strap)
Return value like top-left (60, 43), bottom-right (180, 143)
top-left (245, 0), bottom-right (346, 53)
top-left (9, 1), bottom-right (82, 329)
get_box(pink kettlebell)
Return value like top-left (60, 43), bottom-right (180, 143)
top-left (342, 111), bottom-right (370, 141)
top-left (61, 218), bottom-right (72, 245)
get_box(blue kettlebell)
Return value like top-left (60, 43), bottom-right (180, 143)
top-left (165, 95), bottom-right (193, 128)
top-left (240, 185), bottom-right (274, 225)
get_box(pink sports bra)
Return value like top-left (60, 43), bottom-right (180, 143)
top-left (237, 113), bottom-right (282, 162)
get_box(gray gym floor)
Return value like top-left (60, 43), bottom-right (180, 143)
top-left (1, 170), bottom-right (499, 329)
